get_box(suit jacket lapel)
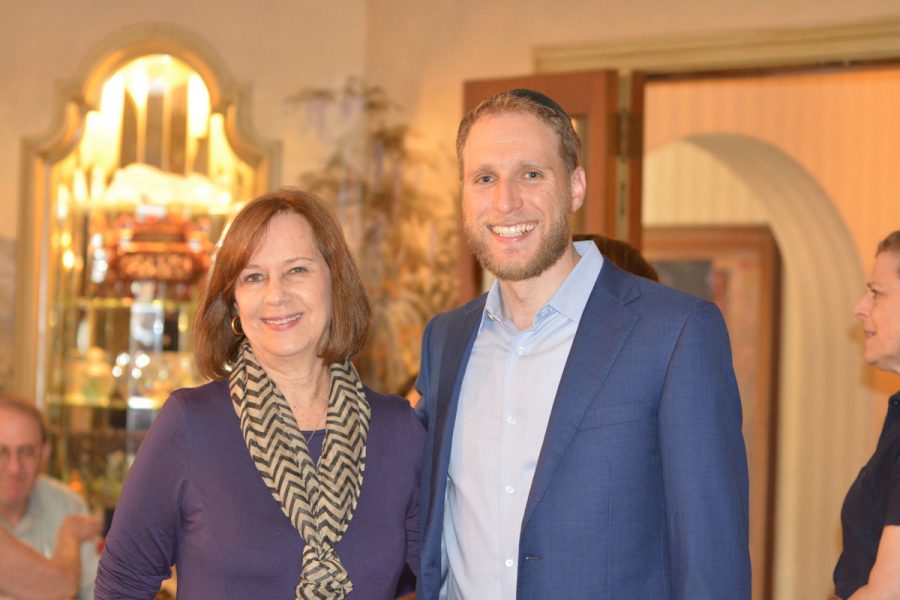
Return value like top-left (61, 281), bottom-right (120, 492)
top-left (429, 298), bottom-right (484, 517)
top-left (522, 264), bottom-right (640, 528)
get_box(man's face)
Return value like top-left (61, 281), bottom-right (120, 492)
top-left (854, 251), bottom-right (900, 374)
top-left (0, 408), bottom-right (47, 521)
top-left (460, 111), bottom-right (585, 282)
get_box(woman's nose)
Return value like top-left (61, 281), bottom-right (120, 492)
top-left (853, 294), bottom-right (870, 321)
top-left (264, 277), bottom-right (286, 303)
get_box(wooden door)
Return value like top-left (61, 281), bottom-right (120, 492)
top-left (459, 70), bottom-right (644, 300)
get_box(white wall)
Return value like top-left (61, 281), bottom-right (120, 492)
top-left (363, 0), bottom-right (900, 190)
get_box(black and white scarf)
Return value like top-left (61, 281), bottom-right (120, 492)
top-left (229, 340), bottom-right (370, 599)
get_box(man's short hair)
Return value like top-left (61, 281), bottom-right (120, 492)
top-left (456, 88), bottom-right (582, 178)
top-left (0, 395), bottom-right (48, 443)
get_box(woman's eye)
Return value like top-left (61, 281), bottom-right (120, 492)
top-left (244, 273), bottom-right (263, 283)
top-left (289, 266), bottom-right (308, 274)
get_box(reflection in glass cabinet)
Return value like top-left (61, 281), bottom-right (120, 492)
top-left (44, 53), bottom-right (258, 508)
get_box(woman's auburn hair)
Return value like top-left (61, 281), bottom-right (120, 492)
top-left (194, 188), bottom-right (371, 380)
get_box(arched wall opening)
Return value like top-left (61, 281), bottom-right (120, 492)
top-left (645, 133), bottom-right (878, 599)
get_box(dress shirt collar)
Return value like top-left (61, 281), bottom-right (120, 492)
top-left (482, 240), bottom-right (604, 330)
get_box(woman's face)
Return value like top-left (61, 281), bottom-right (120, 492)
top-left (854, 250), bottom-right (900, 374)
top-left (233, 212), bottom-right (332, 372)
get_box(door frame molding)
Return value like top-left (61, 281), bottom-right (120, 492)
top-left (534, 17), bottom-right (900, 75)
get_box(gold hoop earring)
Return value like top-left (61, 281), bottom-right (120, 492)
top-left (230, 316), bottom-right (244, 336)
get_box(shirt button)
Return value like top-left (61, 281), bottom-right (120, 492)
top-left (507, 416), bottom-right (517, 425)
top-left (505, 558), bottom-right (514, 567)
top-left (515, 346), bottom-right (524, 355)
top-left (505, 485), bottom-right (514, 494)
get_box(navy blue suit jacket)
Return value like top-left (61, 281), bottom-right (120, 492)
top-left (415, 261), bottom-right (751, 599)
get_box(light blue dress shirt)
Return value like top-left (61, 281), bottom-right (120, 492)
top-left (441, 241), bottom-right (603, 600)
top-left (5, 475), bottom-right (99, 600)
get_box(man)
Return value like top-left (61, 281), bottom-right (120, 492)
top-left (415, 89), bottom-right (750, 599)
top-left (0, 395), bottom-right (99, 599)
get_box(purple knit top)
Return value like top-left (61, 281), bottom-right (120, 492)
top-left (95, 380), bottom-right (424, 599)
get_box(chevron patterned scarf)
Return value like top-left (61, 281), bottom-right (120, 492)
top-left (229, 340), bottom-right (370, 599)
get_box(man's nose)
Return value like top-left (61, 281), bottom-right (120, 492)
top-left (493, 180), bottom-right (523, 214)
top-left (5, 453), bottom-right (24, 473)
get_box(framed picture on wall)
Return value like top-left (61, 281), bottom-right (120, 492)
top-left (643, 225), bottom-right (781, 600)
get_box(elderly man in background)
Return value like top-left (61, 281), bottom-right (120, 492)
top-left (0, 395), bottom-right (99, 599)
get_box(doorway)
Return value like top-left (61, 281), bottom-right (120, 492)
top-left (534, 21), bottom-right (900, 599)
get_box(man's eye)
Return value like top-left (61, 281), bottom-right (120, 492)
top-left (0, 446), bottom-right (39, 464)
top-left (525, 171), bottom-right (540, 179)
top-left (477, 175), bottom-right (494, 184)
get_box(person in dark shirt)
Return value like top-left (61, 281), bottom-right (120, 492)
top-left (833, 230), bottom-right (900, 599)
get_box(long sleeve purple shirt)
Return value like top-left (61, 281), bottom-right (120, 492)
top-left (95, 380), bottom-right (424, 599)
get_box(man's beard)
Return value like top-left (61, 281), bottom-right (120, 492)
top-left (463, 203), bottom-right (572, 282)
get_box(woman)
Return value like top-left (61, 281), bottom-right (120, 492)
top-left (832, 230), bottom-right (900, 599)
top-left (95, 189), bottom-right (425, 599)
top-left (0, 513), bottom-right (100, 600)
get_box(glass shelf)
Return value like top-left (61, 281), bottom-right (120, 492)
top-left (67, 296), bottom-right (195, 311)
